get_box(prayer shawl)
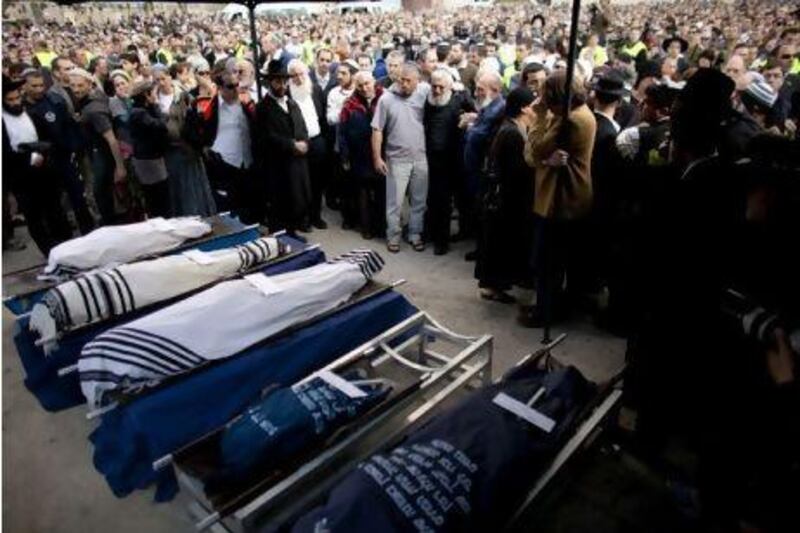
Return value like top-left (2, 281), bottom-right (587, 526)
top-left (29, 237), bottom-right (288, 354)
top-left (212, 374), bottom-right (390, 486)
top-left (79, 250), bottom-right (385, 408)
top-left (292, 365), bottom-right (595, 533)
top-left (43, 217), bottom-right (212, 279)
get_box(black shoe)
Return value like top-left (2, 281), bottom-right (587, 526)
top-left (464, 249), bottom-right (478, 262)
top-left (479, 288), bottom-right (516, 304)
top-left (517, 306), bottom-right (565, 328)
top-left (434, 244), bottom-right (449, 256)
top-left (312, 218), bottom-right (328, 230)
top-left (298, 224), bottom-right (312, 233)
top-left (342, 221), bottom-right (355, 230)
top-left (361, 231), bottom-right (373, 240)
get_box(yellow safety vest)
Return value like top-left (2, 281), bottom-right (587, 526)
top-left (621, 41), bottom-right (646, 60)
top-left (791, 57), bottom-right (800, 75)
top-left (35, 50), bottom-right (58, 70)
top-left (156, 48), bottom-right (174, 66)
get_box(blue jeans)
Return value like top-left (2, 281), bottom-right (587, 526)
top-left (385, 157), bottom-right (428, 244)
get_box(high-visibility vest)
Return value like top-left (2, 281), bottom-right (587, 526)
top-left (621, 41), bottom-right (647, 60)
top-left (156, 48), bottom-right (174, 66)
top-left (791, 57), bottom-right (800, 75)
top-left (35, 50), bottom-right (58, 70)
top-left (234, 43), bottom-right (247, 59)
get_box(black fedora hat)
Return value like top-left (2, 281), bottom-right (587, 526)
top-left (264, 59), bottom-right (290, 79)
top-left (662, 35), bottom-right (689, 53)
top-left (591, 70), bottom-right (627, 96)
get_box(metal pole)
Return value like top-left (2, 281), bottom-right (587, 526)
top-left (541, 0), bottom-right (581, 345)
top-left (247, 0), bottom-right (263, 103)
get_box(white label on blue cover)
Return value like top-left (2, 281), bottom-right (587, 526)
top-left (315, 369), bottom-right (367, 398)
top-left (244, 273), bottom-right (283, 296)
top-left (492, 392), bottom-right (556, 433)
top-left (182, 249), bottom-right (217, 265)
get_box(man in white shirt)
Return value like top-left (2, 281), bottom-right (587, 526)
top-left (288, 59), bottom-right (329, 229)
top-left (198, 69), bottom-right (259, 222)
top-left (2, 76), bottom-right (72, 254)
top-left (326, 60), bottom-right (358, 128)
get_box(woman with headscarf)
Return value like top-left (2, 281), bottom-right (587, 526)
top-left (475, 87), bottom-right (537, 304)
top-left (108, 68), bottom-right (146, 222)
top-left (128, 80), bottom-right (170, 217)
top-left (152, 64), bottom-right (216, 217)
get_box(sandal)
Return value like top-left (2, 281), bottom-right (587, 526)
top-left (387, 242), bottom-right (400, 253)
top-left (412, 241), bottom-right (425, 252)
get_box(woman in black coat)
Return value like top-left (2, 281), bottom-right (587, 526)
top-left (128, 80), bottom-right (171, 218)
top-left (475, 87), bottom-right (537, 303)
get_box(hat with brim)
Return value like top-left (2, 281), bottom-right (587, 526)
top-left (264, 59), bottom-right (290, 79)
top-left (2, 76), bottom-right (25, 96)
top-left (592, 70), bottom-right (627, 96)
top-left (662, 36), bottom-right (689, 53)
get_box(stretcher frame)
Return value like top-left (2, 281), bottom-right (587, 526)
top-left (2, 213), bottom-right (256, 308)
top-left (170, 311), bottom-right (494, 532)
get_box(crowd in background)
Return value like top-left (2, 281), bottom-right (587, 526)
top-left (2, 1), bottom-right (800, 530)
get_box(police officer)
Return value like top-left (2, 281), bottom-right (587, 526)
top-left (23, 68), bottom-right (96, 234)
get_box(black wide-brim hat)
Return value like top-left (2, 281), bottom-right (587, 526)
top-left (662, 36), bottom-right (689, 53)
top-left (264, 59), bottom-right (290, 79)
top-left (591, 70), bottom-right (628, 96)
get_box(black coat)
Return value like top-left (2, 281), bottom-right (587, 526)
top-left (256, 95), bottom-right (311, 229)
top-left (424, 91), bottom-right (472, 155)
top-left (592, 112), bottom-right (621, 216)
top-left (129, 105), bottom-right (169, 160)
top-left (475, 119), bottom-right (533, 289)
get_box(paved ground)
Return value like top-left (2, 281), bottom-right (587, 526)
top-left (2, 210), bottom-right (625, 532)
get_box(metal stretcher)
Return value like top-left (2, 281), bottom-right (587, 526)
top-left (177, 330), bottom-right (623, 533)
top-left (168, 311), bottom-right (494, 532)
top-left (2, 213), bottom-right (258, 315)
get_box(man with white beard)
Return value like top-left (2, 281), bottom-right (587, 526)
top-left (288, 59), bottom-right (329, 229)
top-left (461, 70), bottom-right (506, 260)
top-left (424, 69), bottom-right (474, 255)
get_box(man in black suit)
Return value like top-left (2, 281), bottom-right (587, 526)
top-left (256, 60), bottom-right (312, 235)
top-left (309, 48), bottom-right (338, 96)
top-left (288, 58), bottom-right (330, 229)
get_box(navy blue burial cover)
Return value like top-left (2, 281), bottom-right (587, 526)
top-left (291, 364), bottom-right (595, 533)
top-left (215, 375), bottom-right (391, 484)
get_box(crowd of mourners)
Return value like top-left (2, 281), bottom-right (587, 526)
top-left (2, 1), bottom-right (799, 529)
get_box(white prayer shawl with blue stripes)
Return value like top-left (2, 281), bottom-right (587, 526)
top-left (29, 237), bottom-right (288, 353)
top-left (43, 217), bottom-right (212, 279)
top-left (78, 250), bottom-right (384, 408)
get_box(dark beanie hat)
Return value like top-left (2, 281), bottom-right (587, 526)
top-left (505, 86), bottom-right (536, 117)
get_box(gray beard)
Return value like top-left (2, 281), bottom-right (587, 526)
top-left (427, 91), bottom-right (453, 107)
top-left (479, 97), bottom-right (493, 109)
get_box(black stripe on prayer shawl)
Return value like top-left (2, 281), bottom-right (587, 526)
top-left (53, 286), bottom-right (73, 328)
top-left (80, 351), bottom-right (169, 377)
top-left (351, 249), bottom-right (383, 273)
top-left (112, 268), bottom-right (136, 310)
top-left (82, 340), bottom-right (182, 374)
top-left (96, 332), bottom-right (194, 372)
top-left (252, 239), bottom-right (269, 262)
top-left (243, 243), bottom-right (258, 267)
top-left (93, 273), bottom-right (117, 319)
top-left (236, 247), bottom-right (246, 272)
top-left (243, 243), bottom-right (260, 264)
top-left (102, 271), bottom-right (128, 314)
top-left (117, 326), bottom-right (204, 365)
top-left (82, 276), bottom-right (104, 319)
top-left (106, 329), bottom-right (201, 368)
top-left (73, 276), bottom-right (94, 322)
top-left (79, 370), bottom-right (154, 386)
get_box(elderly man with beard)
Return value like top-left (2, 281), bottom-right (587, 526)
top-left (424, 69), bottom-right (474, 255)
top-left (257, 60), bottom-right (311, 235)
top-left (288, 58), bottom-right (329, 229)
top-left (339, 71), bottom-right (385, 239)
top-left (460, 69), bottom-right (506, 259)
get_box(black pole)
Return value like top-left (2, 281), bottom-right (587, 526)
top-left (247, 0), bottom-right (263, 103)
top-left (541, 0), bottom-right (582, 345)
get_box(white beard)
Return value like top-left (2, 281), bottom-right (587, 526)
top-left (427, 90), bottom-right (453, 107)
top-left (479, 97), bottom-right (493, 109)
top-left (289, 77), bottom-right (312, 101)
